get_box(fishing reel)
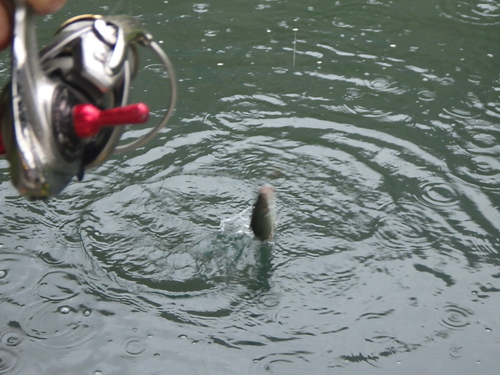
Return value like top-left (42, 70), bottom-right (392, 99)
top-left (0, 0), bottom-right (176, 199)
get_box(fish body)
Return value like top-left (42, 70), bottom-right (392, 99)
top-left (250, 186), bottom-right (276, 241)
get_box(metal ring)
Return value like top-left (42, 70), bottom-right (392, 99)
top-left (113, 36), bottom-right (177, 154)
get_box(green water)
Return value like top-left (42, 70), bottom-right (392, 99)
top-left (1, 0), bottom-right (500, 373)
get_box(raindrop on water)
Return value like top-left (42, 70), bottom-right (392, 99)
top-left (58, 306), bottom-right (71, 314)
top-left (417, 90), bottom-right (437, 102)
top-left (449, 345), bottom-right (463, 359)
top-left (415, 179), bottom-right (458, 208)
top-left (440, 304), bottom-right (473, 330)
top-left (120, 337), bottom-right (147, 359)
top-left (1, 333), bottom-right (22, 348)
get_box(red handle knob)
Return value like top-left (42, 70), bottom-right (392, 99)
top-left (73, 103), bottom-right (150, 138)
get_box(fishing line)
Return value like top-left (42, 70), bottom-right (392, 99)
top-left (292, 28), bottom-right (298, 67)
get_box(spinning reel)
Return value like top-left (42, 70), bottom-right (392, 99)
top-left (0, 0), bottom-right (176, 199)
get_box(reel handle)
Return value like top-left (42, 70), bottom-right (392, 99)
top-left (73, 103), bottom-right (149, 138)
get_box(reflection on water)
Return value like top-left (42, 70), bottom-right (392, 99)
top-left (1, 0), bottom-right (500, 373)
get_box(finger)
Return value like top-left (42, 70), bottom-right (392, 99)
top-left (0, 0), bottom-right (66, 52)
top-left (0, 2), bottom-right (12, 51)
top-left (28, 0), bottom-right (66, 14)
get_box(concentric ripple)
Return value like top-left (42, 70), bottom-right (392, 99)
top-left (0, 332), bottom-right (23, 349)
top-left (329, 2), bottom-right (405, 33)
top-left (364, 76), bottom-right (407, 95)
top-left (36, 271), bottom-right (82, 302)
top-left (77, 182), bottom-right (273, 322)
top-left (0, 349), bottom-right (20, 375)
top-left (415, 179), bottom-right (459, 208)
top-left (439, 304), bottom-right (474, 330)
top-left (120, 336), bottom-right (148, 359)
top-left (442, 106), bottom-right (480, 121)
top-left (417, 90), bottom-right (437, 102)
top-left (372, 215), bottom-right (435, 258)
top-left (452, 139), bottom-right (500, 189)
top-left (19, 300), bottom-right (98, 350)
top-left (0, 252), bottom-right (40, 297)
top-left (438, 0), bottom-right (500, 25)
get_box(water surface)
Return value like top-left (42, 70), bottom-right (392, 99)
top-left (1, 0), bottom-right (500, 374)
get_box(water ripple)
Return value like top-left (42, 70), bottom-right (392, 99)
top-left (36, 271), bottom-right (82, 302)
top-left (450, 125), bottom-right (500, 189)
top-left (0, 252), bottom-right (39, 298)
top-left (417, 90), bottom-right (437, 102)
top-left (363, 308), bottom-right (396, 319)
top-left (251, 350), bottom-right (313, 374)
top-left (454, 156), bottom-right (500, 188)
top-left (76, 182), bottom-right (275, 324)
top-left (372, 215), bottom-right (435, 256)
top-left (439, 304), bottom-right (474, 330)
top-left (0, 349), bottom-right (20, 375)
top-left (19, 299), bottom-right (99, 350)
top-left (0, 1), bottom-right (498, 373)
top-left (120, 336), bottom-right (148, 359)
top-left (79, 193), bottom-right (262, 293)
top-left (438, 0), bottom-right (500, 25)
top-left (364, 76), bottom-right (407, 95)
top-left (329, 1), bottom-right (405, 33)
top-left (364, 333), bottom-right (421, 359)
top-left (442, 106), bottom-right (480, 120)
top-left (415, 179), bottom-right (459, 208)
top-left (0, 332), bottom-right (23, 349)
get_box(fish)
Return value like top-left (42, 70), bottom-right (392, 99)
top-left (250, 186), bottom-right (276, 241)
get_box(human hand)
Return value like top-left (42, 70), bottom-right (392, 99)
top-left (0, 0), bottom-right (66, 51)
